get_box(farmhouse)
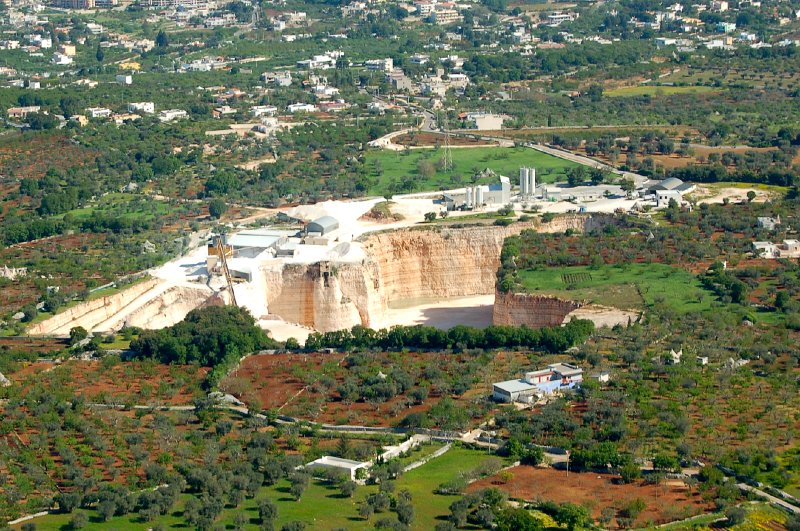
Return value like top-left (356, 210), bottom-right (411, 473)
top-left (287, 103), bottom-right (318, 114)
top-left (158, 109), bottom-right (188, 122)
top-left (757, 216), bottom-right (780, 231)
top-left (128, 102), bottom-right (155, 114)
top-left (753, 240), bottom-right (800, 258)
top-left (753, 241), bottom-right (779, 258)
top-left (493, 363), bottom-right (583, 403)
top-left (305, 456), bottom-right (370, 480)
top-left (7, 106), bottom-right (41, 119)
top-left (86, 107), bottom-right (112, 119)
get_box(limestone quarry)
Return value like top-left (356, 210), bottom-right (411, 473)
top-left (28, 201), bottom-right (617, 342)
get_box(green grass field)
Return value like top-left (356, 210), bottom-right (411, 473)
top-left (652, 502), bottom-right (787, 530)
top-left (517, 263), bottom-right (714, 313)
top-left (365, 146), bottom-right (579, 195)
top-left (604, 85), bottom-right (717, 97)
top-left (16, 446), bottom-right (502, 530)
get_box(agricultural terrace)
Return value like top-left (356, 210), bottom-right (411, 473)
top-left (222, 350), bottom-right (532, 428)
top-left (603, 85), bottom-right (718, 97)
top-left (517, 263), bottom-right (713, 314)
top-left (364, 146), bottom-right (579, 196)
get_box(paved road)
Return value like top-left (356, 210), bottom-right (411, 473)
top-left (737, 483), bottom-right (800, 514)
top-left (524, 143), bottom-right (649, 185)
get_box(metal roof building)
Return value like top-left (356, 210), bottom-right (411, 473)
top-left (307, 216), bottom-right (339, 235)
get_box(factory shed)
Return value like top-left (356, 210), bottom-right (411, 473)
top-left (307, 216), bottom-right (339, 235)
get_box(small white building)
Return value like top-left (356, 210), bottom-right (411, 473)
top-left (757, 216), bottom-right (780, 231)
top-left (116, 74), bottom-right (133, 85)
top-left (262, 71), bottom-right (293, 86)
top-left (287, 103), bottom-right (317, 113)
top-left (465, 112), bottom-right (505, 130)
top-left (251, 105), bottom-right (278, 117)
top-left (158, 109), bottom-right (188, 122)
top-left (128, 102), bottom-right (155, 114)
top-left (753, 241), bottom-right (779, 258)
top-left (86, 107), bottom-right (112, 119)
top-left (783, 239), bottom-right (800, 253)
top-left (305, 456), bottom-right (370, 480)
top-left (365, 58), bottom-right (393, 72)
top-left (51, 52), bottom-right (73, 65)
top-left (656, 189), bottom-right (682, 207)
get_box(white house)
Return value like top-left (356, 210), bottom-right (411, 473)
top-left (116, 74), bottom-right (133, 85)
top-left (465, 112), bottom-right (505, 130)
top-left (753, 241), bottom-right (779, 258)
top-left (287, 103), bottom-right (317, 113)
top-left (51, 53), bottom-right (73, 65)
top-left (262, 71), bottom-right (292, 86)
top-left (158, 109), bottom-right (188, 122)
top-left (251, 105), bottom-right (278, 117)
top-left (666, 348), bottom-right (683, 365)
top-left (757, 216), bottom-right (780, 231)
top-left (128, 102), bottom-right (155, 114)
top-left (86, 107), bottom-right (112, 119)
top-left (365, 58), bottom-right (393, 72)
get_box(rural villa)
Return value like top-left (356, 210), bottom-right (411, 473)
top-left (493, 363), bottom-right (584, 403)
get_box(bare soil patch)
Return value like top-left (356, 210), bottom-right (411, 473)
top-left (468, 466), bottom-right (713, 528)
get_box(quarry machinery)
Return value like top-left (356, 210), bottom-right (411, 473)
top-left (212, 235), bottom-right (238, 306)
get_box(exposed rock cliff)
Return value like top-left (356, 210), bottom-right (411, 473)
top-left (28, 278), bottom-right (214, 336)
top-left (28, 213), bottom-right (609, 336)
top-left (492, 290), bottom-right (582, 328)
top-left (264, 214), bottom-right (607, 331)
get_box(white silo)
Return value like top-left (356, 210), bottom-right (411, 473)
top-left (520, 167), bottom-right (529, 195)
top-left (528, 168), bottom-right (536, 196)
top-left (475, 186), bottom-right (485, 206)
top-left (465, 187), bottom-right (473, 208)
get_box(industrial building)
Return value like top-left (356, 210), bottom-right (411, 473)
top-left (304, 456), bottom-right (370, 480)
top-left (306, 216), bottom-right (339, 236)
top-left (643, 177), bottom-right (696, 195)
top-left (444, 175), bottom-right (511, 211)
top-left (519, 167), bottom-right (536, 199)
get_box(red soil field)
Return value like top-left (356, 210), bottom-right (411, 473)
top-left (224, 351), bottom-right (517, 427)
top-left (468, 466), bottom-right (713, 528)
top-left (0, 336), bottom-right (68, 353)
top-left (10, 360), bottom-right (207, 406)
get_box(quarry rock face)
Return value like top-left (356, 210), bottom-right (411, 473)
top-left (264, 215), bottom-right (606, 332)
top-left (28, 214), bottom-right (610, 336)
top-left (27, 278), bottom-right (214, 336)
top-left (492, 290), bottom-right (582, 328)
